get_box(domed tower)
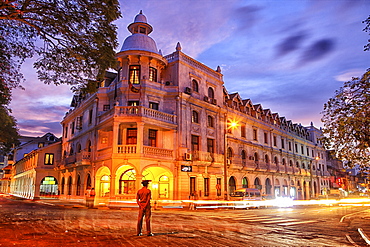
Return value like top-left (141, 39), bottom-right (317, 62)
top-left (116, 11), bottom-right (167, 99)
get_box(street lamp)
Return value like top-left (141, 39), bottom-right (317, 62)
top-left (224, 117), bottom-right (238, 201)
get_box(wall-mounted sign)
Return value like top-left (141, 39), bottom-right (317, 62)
top-left (181, 165), bottom-right (192, 172)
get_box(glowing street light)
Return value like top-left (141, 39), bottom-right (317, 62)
top-left (224, 116), bottom-right (239, 201)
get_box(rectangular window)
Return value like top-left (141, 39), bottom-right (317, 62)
top-left (281, 138), bottom-right (285, 149)
top-left (253, 129), bottom-right (258, 141)
top-left (295, 144), bottom-right (298, 153)
top-left (301, 145), bottom-right (304, 154)
top-left (204, 178), bottom-right (210, 197)
top-left (149, 67), bottom-right (157, 82)
top-left (44, 153), bottom-right (54, 165)
top-left (128, 101), bottom-right (140, 106)
top-left (191, 135), bottom-right (199, 151)
top-left (71, 122), bottom-right (75, 134)
top-left (149, 102), bottom-right (159, 110)
top-left (264, 132), bottom-right (268, 144)
top-left (129, 65), bottom-right (140, 84)
top-left (127, 128), bottom-right (137, 144)
top-left (103, 105), bottom-right (110, 111)
top-left (241, 125), bottom-right (246, 138)
top-left (76, 116), bottom-right (83, 130)
top-left (273, 136), bottom-right (277, 146)
top-left (88, 109), bottom-right (93, 124)
top-left (64, 126), bottom-right (68, 138)
top-left (288, 141), bottom-right (292, 151)
top-left (149, 129), bottom-right (157, 147)
top-left (207, 138), bottom-right (214, 153)
top-left (190, 177), bottom-right (196, 196)
top-left (307, 147), bottom-right (309, 156)
top-left (216, 178), bottom-right (221, 196)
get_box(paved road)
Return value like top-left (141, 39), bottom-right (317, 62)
top-left (0, 195), bottom-right (369, 246)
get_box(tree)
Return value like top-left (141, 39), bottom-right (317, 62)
top-left (0, 106), bottom-right (19, 155)
top-left (321, 69), bottom-right (370, 168)
top-left (0, 0), bottom-right (121, 150)
top-left (364, 15), bottom-right (370, 51)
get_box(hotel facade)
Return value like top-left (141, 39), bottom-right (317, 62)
top-left (11, 12), bottom-right (330, 203)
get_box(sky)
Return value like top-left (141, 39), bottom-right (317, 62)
top-left (10, 0), bottom-right (369, 137)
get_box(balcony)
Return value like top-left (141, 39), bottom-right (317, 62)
top-left (99, 106), bottom-right (177, 125)
top-left (116, 145), bottom-right (174, 159)
top-left (62, 151), bottom-right (91, 166)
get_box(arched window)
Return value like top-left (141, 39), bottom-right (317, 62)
top-left (289, 160), bottom-right (293, 167)
top-left (77, 143), bottom-right (82, 153)
top-left (70, 147), bottom-right (74, 155)
top-left (264, 154), bottom-right (269, 164)
top-left (86, 174), bottom-right (92, 189)
top-left (242, 177), bottom-right (248, 188)
top-left (119, 169), bottom-right (136, 194)
top-left (274, 156), bottom-right (278, 164)
top-left (208, 87), bottom-right (214, 99)
top-left (229, 176), bottom-right (236, 194)
top-left (265, 178), bottom-right (272, 195)
top-left (76, 175), bottom-right (81, 196)
top-left (282, 158), bottom-right (286, 166)
top-left (192, 79), bottom-right (199, 92)
top-left (296, 161), bottom-right (300, 168)
top-left (67, 176), bottom-right (72, 195)
top-left (87, 140), bottom-right (92, 152)
top-left (254, 152), bottom-right (259, 161)
top-left (302, 163), bottom-right (306, 169)
top-left (192, 110), bottom-right (199, 123)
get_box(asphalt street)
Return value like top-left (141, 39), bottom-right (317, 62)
top-left (1, 195), bottom-right (370, 246)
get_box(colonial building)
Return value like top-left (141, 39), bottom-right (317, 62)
top-left (55, 11), bottom-right (330, 205)
top-left (8, 133), bottom-right (61, 199)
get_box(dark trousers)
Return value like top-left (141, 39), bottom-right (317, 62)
top-left (137, 206), bottom-right (151, 235)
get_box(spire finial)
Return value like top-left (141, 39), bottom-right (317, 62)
top-left (139, 10), bottom-right (143, 14)
top-left (176, 42), bottom-right (182, 51)
top-left (216, 66), bottom-right (221, 73)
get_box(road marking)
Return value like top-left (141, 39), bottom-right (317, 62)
top-left (278, 220), bottom-right (317, 226)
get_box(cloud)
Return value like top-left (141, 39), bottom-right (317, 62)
top-left (299, 38), bottom-right (336, 64)
top-left (276, 33), bottom-right (307, 56)
top-left (334, 69), bottom-right (364, 82)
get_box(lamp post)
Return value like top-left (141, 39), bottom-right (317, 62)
top-left (224, 117), bottom-right (238, 201)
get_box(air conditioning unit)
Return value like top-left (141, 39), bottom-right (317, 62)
top-left (184, 87), bottom-right (192, 95)
top-left (227, 159), bottom-right (231, 165)
top-left (203, 96), bottom-right (209, 102)
top-left (184, 153), bottom-right (192, 161)
top-left (211, 98), bottom-right (217, 105)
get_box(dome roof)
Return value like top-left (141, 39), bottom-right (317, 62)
top-left (134, 12), bottom-right (147, 23)
top-left (120, 33), bottom-right (159, 53)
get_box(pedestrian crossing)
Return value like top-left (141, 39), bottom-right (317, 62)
top-left (209, 214), bottom-right (318, 226)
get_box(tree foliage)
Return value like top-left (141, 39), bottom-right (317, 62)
top-left (0, 0), bottom-right (121, 152)
top-left (364, 15), bottom-right (370, 51)
top-left (321, 69), bottom-right (370, 168)
top-left (1, 0), bottom-right (121, 93)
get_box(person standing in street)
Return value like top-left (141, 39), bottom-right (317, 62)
top-left (136, 180), bottom-right (153, 236)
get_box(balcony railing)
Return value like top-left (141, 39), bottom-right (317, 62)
top-left (116, 145), bottom-right (173, 159)
top-left (99, 106), bottom-right (177, 125)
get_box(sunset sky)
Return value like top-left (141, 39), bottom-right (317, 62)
top-left (10, 0), bottom-right (369, 137)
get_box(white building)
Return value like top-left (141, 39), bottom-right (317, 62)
top-left (55, 11), bottom-right (330, 205)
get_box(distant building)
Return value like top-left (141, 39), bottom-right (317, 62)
top-left (55, 11), bottom-right (330, 205)
top-left (6, 133), bottom-right (60, 199)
